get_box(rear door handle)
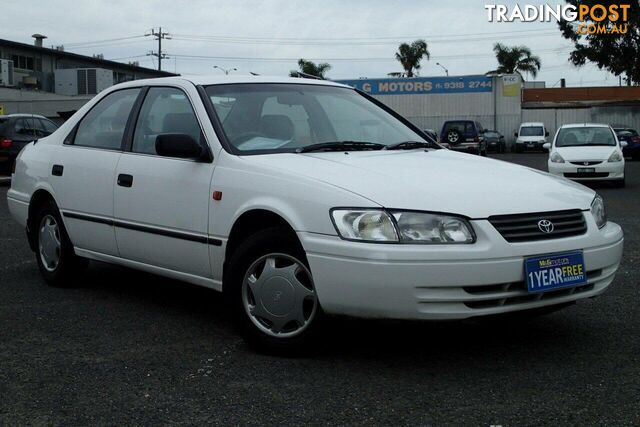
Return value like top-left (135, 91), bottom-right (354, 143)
top-left (117, 174), bottom-right (133, 188)
top-left (52, 164), bottom-right (64, 176)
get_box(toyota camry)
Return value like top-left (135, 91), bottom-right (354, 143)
top-left (6, 76), bottom-right (624, 353)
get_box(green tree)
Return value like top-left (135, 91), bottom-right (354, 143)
top-left (488, 43), bottom-right (541, 79)
top-left (559, 0), bottom-right (640, 85)
top-left (289, 59), bottom-right (332, 79)
top-left (394, 40), bottom-right (429, 78)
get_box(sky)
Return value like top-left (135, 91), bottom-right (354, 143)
top-left (2, 0), bottom-right (624, 87)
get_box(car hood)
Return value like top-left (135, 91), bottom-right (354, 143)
top-left (555, 146), bottom-right (617, 161)
top-left (243, 149), bottom-right (595, 218)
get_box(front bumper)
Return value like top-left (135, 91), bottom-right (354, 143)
top-left (516, 141), bottom-right (546, 151)
top-left (448, 142), bottom-right (480, 153)
top-left (548, 160), bottom-right (625, 181)
top-left (300, 217), bottom-right (623, 320)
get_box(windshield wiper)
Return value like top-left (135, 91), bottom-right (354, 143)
top-left (383, 140), bottom-right (434, 150)
top-left (296, 141), bottom-right (385, 153)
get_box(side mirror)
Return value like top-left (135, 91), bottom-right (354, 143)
top-left (514, 132), bottom-right (518, 138)
top-left (543, 143), bottom-right (551, 150)
top-left (620, 141), bottom-right (628, 148)
top-left (155, 134), bottom-right (204, 160)
top-left (545, 131), bottom-right (550, 137)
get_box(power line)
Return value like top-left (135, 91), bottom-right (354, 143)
top-left (63, 35), bottom-right (147, 47)
top-left (172, 28), bottom-right (558, 42)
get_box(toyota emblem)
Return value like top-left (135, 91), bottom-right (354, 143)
top-left (538, 219), bottom-right (554, 233)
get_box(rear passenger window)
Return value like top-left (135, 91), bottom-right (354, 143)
top-left (14, 118), bottom-right (35, 136)
top-left (132, 87), bottom-right (201, 155)
top-left (73, 88), bottom-right (140, 150)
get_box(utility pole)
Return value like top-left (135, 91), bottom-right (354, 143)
top-left (146, 27), bottom-right (170, 71)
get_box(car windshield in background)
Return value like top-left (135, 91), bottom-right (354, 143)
top-left (484, 131), bottom-right (499, 137)
top-left (556, 127), bottom-right (616, 147)
top-left (520, 126), bottom-right (544, 136)
top-left (204, 84), bottom-right (427, 154)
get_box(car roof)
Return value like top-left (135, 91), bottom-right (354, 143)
top-left (112, 75), bottom-right (352, 90)
top-left (520, 122), bottom-right (544, 127)
top-left (0, 113), bottom-right (48, 119)
top-left (558, 123), bottom-right (612, 129)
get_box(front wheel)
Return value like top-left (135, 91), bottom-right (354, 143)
top-left (34, 201), bottom-right (88, 286)
top-left (226, 227), bottom-right (323, 354)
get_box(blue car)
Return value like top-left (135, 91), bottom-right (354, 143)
top-left (440, 120), bottom-right (487, 156)
top-left (614, 128), bottom-right (640, 160)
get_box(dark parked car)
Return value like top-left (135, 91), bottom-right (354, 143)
top-left (614, 127), bottom-right (640, 160)
top-left (0, 114), bottom-right (58, 175)
top-left (483, 130), bottom-right (506, 153)
top-left (440, 120), bottom-right (487, 156)
top-left (422, 128), bottom-right (439, 144)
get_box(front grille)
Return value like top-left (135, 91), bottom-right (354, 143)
top-left (488, 209), bottom-right (587, 243)
top-left (570, 161), bottom-right (602, 166)
top-left (564, 172), bottom-right (609, 178)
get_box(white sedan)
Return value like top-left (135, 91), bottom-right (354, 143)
top-left (6, 76), bottom-right (624, 353)
top-left (545, 124), bottom-right (627, 188)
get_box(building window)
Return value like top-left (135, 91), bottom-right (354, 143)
top-left (11, 54), bottom-right (34, 70)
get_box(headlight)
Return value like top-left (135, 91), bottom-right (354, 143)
top-left (550, 152), bottom-right (565, 163)
top-left (608, 151), bottom-right (623, 162)
top-left (331, 209), bottom-right (398, 242)
top-left (330, 209), bottom-right (475, 244)
top-left (591, 195), bottom-right (607, 229)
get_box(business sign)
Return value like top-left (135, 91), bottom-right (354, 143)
top-left (335, 75), bottom-right (493, 96)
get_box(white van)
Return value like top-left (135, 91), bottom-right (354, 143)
top-left (514, 122), bottom-right (549, 152)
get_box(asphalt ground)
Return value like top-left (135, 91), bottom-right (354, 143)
top-left (1, 153), bottom-right (638, 426)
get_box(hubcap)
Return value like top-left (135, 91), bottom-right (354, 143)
top-left (242, 253), bottom-right (317, 338)
top-left (38, 215), bottom-right (61, 272)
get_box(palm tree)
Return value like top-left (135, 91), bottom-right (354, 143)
top-left (394, 40), bottom-right (429, 78)
top-left (290, 59), bottom-right (331, 79)
top-left (488, 43), bottom-right (541, 80)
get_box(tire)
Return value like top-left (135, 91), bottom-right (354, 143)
top-left (34, 200), bottom-right (88, 287)
top-left (225, 227), bottom-right (324, 355)
top-left (481, 144), bottom-right (488, 157)
top-left (446, 130), bottom-right (462, 146)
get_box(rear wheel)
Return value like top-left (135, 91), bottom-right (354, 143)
top-left (34, 200), bottom-right (88, 286)
top-left (226, 227), bottom-right (323, 355)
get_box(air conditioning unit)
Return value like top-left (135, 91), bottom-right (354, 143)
top-left (55, 68), bottom-right (113, 96)
top-left (0, 59), bottom-right (15, 87)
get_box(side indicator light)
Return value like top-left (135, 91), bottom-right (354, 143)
top-left (212, 191), bottom-right (223, 201)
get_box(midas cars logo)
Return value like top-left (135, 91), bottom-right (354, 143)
top-left (485, 3), bottom-right (631, 34)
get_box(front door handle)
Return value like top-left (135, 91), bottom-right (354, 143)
top-left (117, 174), bottom-right (133, 188)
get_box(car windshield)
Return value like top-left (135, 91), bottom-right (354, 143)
top-left (556, 127), bottom-right (616, 147)
top-left (204, 83), bottom-right (427, 154)
top-left (484, 131), bottom-right (499, 137)
top-left (519, 126), bottom-right (544, 136)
